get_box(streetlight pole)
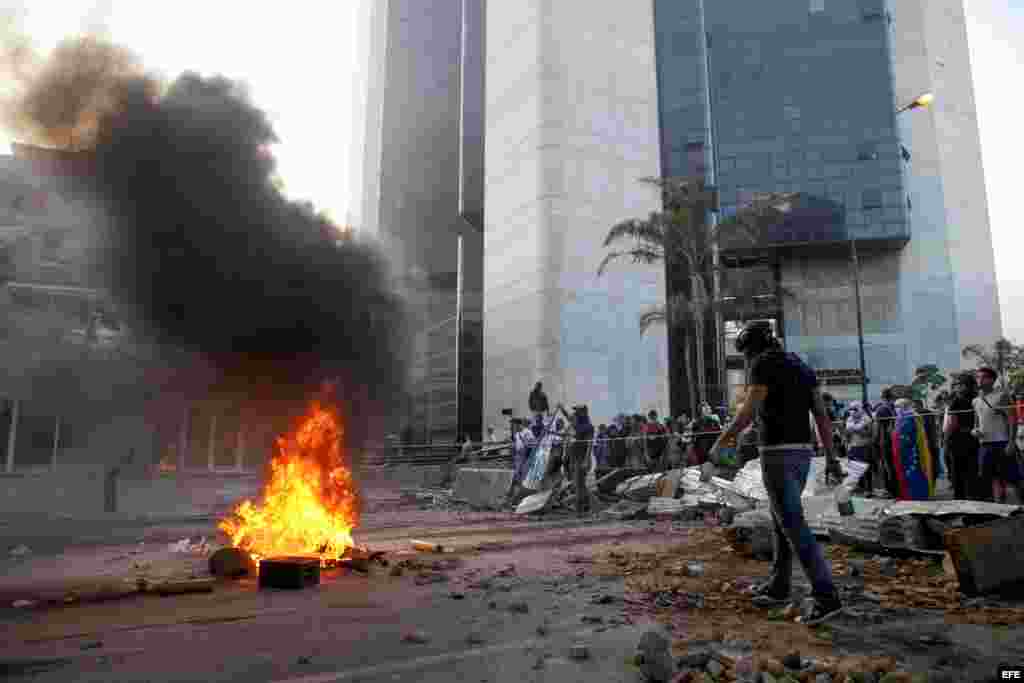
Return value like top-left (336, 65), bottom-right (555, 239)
top-left (850, 238), bottom-right (869, 405)
top-left (455, 232), bottom-right (464, 443)
top-left (697, 0), bottom-right (725, 408)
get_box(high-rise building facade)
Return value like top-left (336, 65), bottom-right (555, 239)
top-left (651, 0), bottom-right (1001, 404)
top-left (353, 0), bottom-right (1001, 426)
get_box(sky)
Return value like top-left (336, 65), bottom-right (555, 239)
top-left (1, 0), bottom-right (1022, 341)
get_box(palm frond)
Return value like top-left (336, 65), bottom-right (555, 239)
top-left (638, 306), bottom-right (667, 336)
top-left (596, 248), bottom-right (664, 277)
top-left (602, 215), bottom-right (665, 249)
top-left (961, 344), bottom-right (990, 365)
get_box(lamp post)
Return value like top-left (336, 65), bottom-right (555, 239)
top-left (850, 238), bottom-right (869, 405)
top-left (697, 0), bottom-right (725, 408)
top-left (849, 92), bottom-right (934, 404)
top-left (455, 232), bottom-right (464, 444)
top-left (896, 92), bottom-right (934, 114)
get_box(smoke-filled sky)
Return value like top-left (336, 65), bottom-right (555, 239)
top-left (0, 0), bottom-right (360, 225)
top-left (1, 0), bottom-right (1022, 343)
top-left (0, 1), bottom-right (405, 442)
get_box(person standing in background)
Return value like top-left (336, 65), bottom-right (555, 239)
top-left (845, 402), bottom-right (874, 495)
top-left (593, 424), bottom-right (611, 477)
top-left (528, 382), bottom-right (549, 421)
top-left (569, 405), bottom-right (595, 515)
top-left (972, 367), bottom-right (1018, 503)
top-left (944, 376), bottom-right (980, 500)
top-left (873, 389), bottom-right (899, 498)
top-left (509, 420), bottom-right (536, 498)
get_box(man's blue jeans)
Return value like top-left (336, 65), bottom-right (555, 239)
top-left (761, 448), bottom-right (838, 601)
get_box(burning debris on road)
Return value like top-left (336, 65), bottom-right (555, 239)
top-left (218, 401), bottom-right (358, 567)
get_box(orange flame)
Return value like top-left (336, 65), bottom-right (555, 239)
top-left (218, 402), bottom-right (358, 565)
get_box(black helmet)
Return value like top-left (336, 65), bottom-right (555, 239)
top-left (734, 321), bottom-right (777, 356)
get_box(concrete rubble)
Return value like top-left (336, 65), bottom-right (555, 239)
top-left (453, 468), bottom-right (515, 509)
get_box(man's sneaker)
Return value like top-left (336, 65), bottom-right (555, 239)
top-left (745, 582), bottom-right (790, 608)
top-left (799, 597), bottom-right (844, 626)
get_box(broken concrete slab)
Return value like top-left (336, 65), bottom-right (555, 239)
top-left (602, 500), bottom-right (648, 520)
top-left (944, 514), bottom-right (1024, 595)
top-left (647, 497), bottom-right (685, 517)
top-left (453, 468), bottom-right (515, 509)
top-left (819, 499), bottom-right (1023, 554)
top-left (615, 474), bottom-right (663, 501)
top-left (596, 468), bottom-right (648, 495)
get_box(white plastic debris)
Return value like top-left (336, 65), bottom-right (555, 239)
top-left (9, 544), bottom-right (31, 557)
top-left (168, 539), bottom-right (191, 553)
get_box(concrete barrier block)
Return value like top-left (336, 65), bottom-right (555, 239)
top-left (453, 468), bottom-right (514, 509)
top-left (0, 466), bottom-right (105, 516)
top-left (944, 515), bottom-right (1024, 595)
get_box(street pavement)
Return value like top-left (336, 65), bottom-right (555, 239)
top-left (1, 506), bottom-right (664, 683)
top-left (4, 477), bottom-right (1024, 682)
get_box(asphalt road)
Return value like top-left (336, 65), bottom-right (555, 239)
top-left (4, 486), bottom-right (1023, 682)
top-left (0, 511), bottom-right (663, 683)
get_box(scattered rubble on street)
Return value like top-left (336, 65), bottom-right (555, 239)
top-left (4, 461), bottom-right (1024, 683)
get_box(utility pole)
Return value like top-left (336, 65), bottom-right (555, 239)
top-left (850, 239), bottom-right (869, 405)
top-left (697, 0), bottom-right (725, 407)
top-left (455, 233), bottom-right (465, 443)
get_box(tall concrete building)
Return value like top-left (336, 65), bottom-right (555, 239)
top-left (352, 0), bottom-right (1001, 424)
top-left (351, 0), bottom-right (486, 442)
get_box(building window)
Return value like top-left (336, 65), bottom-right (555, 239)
top-left (859, 0), bottom-right (885, 21)
top-left (810, 0), bottom-right (825, 13)
top-left (862, 189), bottom-right (883, 210)
top-left (857, 142), bottom-right (879, 161)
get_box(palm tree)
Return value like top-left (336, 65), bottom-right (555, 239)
top-left (599, 177), bottom-right (797, 415)
top-left (961, 338), bottom-right (1024, 388)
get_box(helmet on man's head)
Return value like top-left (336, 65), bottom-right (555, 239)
top-left (734, 321), bottom-right (778, 357)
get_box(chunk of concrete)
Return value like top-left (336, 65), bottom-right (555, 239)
top-left (943, 514), bottom-right (1024, 595)
top-left (453, 468), bottom-right (514, 509)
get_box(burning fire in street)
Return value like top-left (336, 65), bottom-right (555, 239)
top-left (218, 402), bottom-right (358, 566)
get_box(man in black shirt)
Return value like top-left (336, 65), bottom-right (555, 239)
top-left (943, 377), bottom-right (979, 500)
top-left (707, 322), bottom-right (843, 626)
top-left (872, 389), bottom-right (899, 498)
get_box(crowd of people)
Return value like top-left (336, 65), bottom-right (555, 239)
top-left (838, 368), bottom-right (1024, 505)
top-left (478, 368), bottom-right (1024, 506)
top-left (461, 325), bottom-right (1024, 626)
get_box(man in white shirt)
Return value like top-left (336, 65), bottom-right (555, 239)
top-left (972, 367), bottom-right (1019, 503)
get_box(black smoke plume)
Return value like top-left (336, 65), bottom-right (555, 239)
top-left (4, 35), bottom-right (407, 448)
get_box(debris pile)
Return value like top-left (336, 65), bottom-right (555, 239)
top-left (664, 638), bottom-right (916, 683)
top-left (594, 526), bottom-right (1024, 627)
